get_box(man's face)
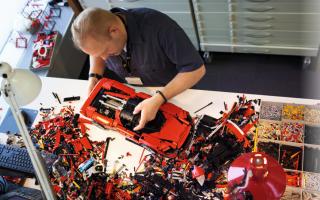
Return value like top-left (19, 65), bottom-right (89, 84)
top-left (81, 26), bottom-right (126, 60)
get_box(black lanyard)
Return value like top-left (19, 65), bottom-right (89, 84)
top-left (117, 14), bottom-right (131, 74)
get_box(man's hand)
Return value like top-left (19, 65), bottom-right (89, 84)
top-left (133, 93), bottom-right (165, 131)
top-left (131, 65), bottom-right (205, 131)
top-left (88, 77), bottom-right (99, 95)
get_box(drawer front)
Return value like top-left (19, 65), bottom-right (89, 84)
top-left (193, 1), bottom-right (229, 12)
top-left (236, 31), bottom-right (320, 46)
top-left (200, 43), bottom-right (233, 52)
top-left (195, 13), bottom-right (230, 30)
top-left (199, 29), bottom-right (320, 46)
top-left (200, 36), bottom-right (320, 48)
top-left (194, 0), bottom-right (320, 3)
top-left (192, 0), bottom-right (320, 13)
top-left (235, 38), bottom-right (319, 48)
top-left (198, 29), bottom-right (232, 44)
top-left (108, 0), bottom-right (190, 12)
top-left (233, 46), bottom-right (318, 56)
top-left (197, 13), bottom-right (320, 31)
top-left (200, 43), bottom-right (318, 56)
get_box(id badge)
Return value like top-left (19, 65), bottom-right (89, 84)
top-left (125, 77), bottom-right (143, 85)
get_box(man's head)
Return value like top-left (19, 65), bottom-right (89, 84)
top-left (71, 8), bottom-right (127, 60)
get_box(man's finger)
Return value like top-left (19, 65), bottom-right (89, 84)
top-left (134, 120), bottom-right (146, 131)
top-left (134, 111), bottom-right (146, 131)
top-left (133, 103), bottom-right (142, 115)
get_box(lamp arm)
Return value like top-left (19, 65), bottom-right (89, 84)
top-left (2, 80), bottom-right (56, 200)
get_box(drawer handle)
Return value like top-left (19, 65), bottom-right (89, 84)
top-left (245, 40), bottom-right (270, 45)
top-left (246, 7), bottom-right (274, 12)
top-left (243, 48), bottom-right (270, 53)
top-left (246, 16), bottom-right (273, 22)
top-left (245, 25), bottom-right (272, 30)
top-left (246, 0), bottom-right (271, 2)
top-left (109, 0), bottom-right (138, 2)
top-left (245, 33), bottom-right (272, 38)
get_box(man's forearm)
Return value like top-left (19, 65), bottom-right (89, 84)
top-left (87, 56), bottom-right (107, 94)
top-left (89, 55), bottom-right (105, 76)
top-left (160, 64), bottom-right (206, 101)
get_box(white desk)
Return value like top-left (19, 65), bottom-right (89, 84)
top-left (2, 76), bottom-right (319, 114)
top-left (1, 77), bottom-right (320, 169)
top-left (24, 77), bottom-right (320, 113)
top-left (1, 77), bottom-right (320, 191)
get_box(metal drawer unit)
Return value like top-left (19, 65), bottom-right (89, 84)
top-left (106, 0), bottom-right (199, 50)
top-left (193, 0), bottom-right (320, 56)
top-left (194, 0), bottom-right (320, 13)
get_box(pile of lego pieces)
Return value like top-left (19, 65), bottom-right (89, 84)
top-left (29, 96), bottom-right (260, 199)
top-left (130, 96), bottom-right (260, 199)
top-left (30, 106), bottom-right (133, 199)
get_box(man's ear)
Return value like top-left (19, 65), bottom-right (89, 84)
top-left (107, 25), bottom-right (118, 38)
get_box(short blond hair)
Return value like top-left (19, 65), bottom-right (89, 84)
top-left (71, 7), bottom-right (118, 49)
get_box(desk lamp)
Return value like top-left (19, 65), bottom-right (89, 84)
top-left (226, 152), bottom-right (286, 200)
top-left (0, 62), bottom-right (56, 200)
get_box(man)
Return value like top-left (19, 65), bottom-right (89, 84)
top-left (71, 7), bottom-right (206, 131)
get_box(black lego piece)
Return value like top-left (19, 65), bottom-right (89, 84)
top-left (63, 96), bottom-right (81, 102)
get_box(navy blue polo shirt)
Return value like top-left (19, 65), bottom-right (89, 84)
top-left (105, 7), bottom-right (204, 86)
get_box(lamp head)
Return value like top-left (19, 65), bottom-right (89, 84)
top-left (0, 62), bottom-right (12, 78)
top-left (227, 152), bottom-right (286, 200)
top-left (0, 62), bottom-right (42, 106)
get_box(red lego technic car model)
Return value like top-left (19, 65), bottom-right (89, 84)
top-left (81, 78), bottom-right (193, 158)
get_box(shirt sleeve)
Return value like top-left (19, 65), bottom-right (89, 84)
top-left (157, 19), bottom-right (204, 73)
